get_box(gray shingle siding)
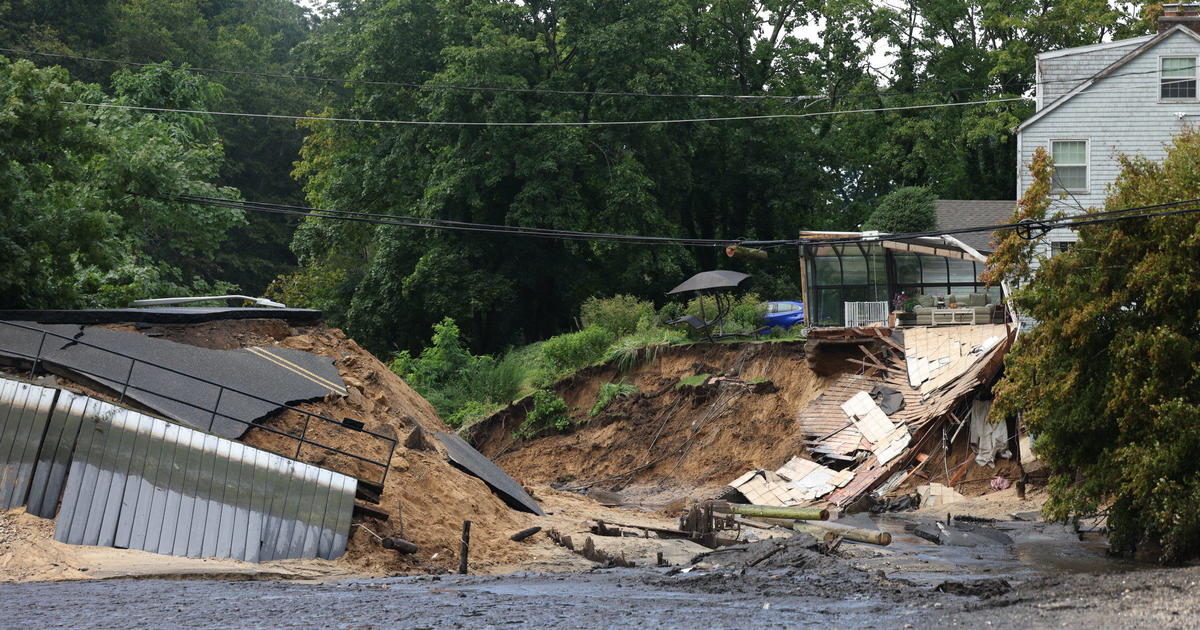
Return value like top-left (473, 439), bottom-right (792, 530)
top-left (1037, 38), bottom-right (1150, 108)
top-left (1020, 30), bottom-right (1200, 219)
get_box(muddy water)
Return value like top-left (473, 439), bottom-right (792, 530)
top-left (843, 514), bottom-right (1149, 587)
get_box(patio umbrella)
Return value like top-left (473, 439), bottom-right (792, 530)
top-left (665, 270), bottom-right (752, 341)
top-left (666, 270), bottom-right (750, 295)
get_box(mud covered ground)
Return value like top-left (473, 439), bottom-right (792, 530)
top-left (1, 559), bottom-right (1196, 629)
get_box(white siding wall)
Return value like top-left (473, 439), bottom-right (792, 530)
top-left (1019, 30), bottom-right (1200, 225)
top-left (1037, 38), bottom-right (1150, 107)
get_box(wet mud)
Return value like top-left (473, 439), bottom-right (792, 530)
top-left (1, 512), bottom-right (1189, 629)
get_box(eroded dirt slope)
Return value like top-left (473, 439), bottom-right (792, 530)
top-left (470, 342), bottom-right (837, 506)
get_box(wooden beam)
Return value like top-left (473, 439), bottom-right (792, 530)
top-left (879, 335), bottom-right (905, 353)
top-left (856, 344), bottom-right (888, 370)
top-left (845, 357), bottom-right (891, 372)
top-left (798, 253), bottom-right (811, 323)
top-left (881, 240), bottom-right (975, 261)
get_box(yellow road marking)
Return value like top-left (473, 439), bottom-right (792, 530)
top-left (246, 346), bottom-right (347, 395)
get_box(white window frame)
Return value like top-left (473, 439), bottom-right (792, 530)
top-left (1159, 55), bottom-right (1198, 102)
top-left (1049, 139), bottom-right (1089, 194)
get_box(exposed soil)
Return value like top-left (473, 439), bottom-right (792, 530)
top-left (0, 508), bottom-right (354, 582)
top-left (470, 342), bottom-right (836, 506)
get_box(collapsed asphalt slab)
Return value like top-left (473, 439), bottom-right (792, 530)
top-left (0, 322), bottom-right (345, 439)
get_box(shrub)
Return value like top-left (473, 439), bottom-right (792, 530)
top-left (862, 186), bottom-right (937, 233)
top-left (589, 381), bottom-right (639, 416)
top-left (446, 400), bottom-right (493, 428)
top-left (580, 294), bottom-right (656, 336)
top-left (603, 327), bottom-right (688, 371)
top-left (391, 317), bottom-right (531, 427)
top-left (390, 317), bottom-right (474, 390)
top-left (540, 325), bottom-right (615, 375)
top-left (460, 352), bottom-right (524, 407)
top-left (514, 389), bottom-right (572, 439)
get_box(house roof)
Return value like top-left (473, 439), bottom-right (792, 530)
top-left (1019, 25), bottom-right (1200, 132)
top-left (933, 199), bottom-right (1016, 253)
top-left (1034, 34), bottom-right (1154, 61)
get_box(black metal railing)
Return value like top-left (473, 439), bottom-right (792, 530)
top-left (0, 320), bottom-right (396, 492)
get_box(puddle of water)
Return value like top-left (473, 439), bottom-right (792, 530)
top-left (844, 514), bottom-right (1151, 586)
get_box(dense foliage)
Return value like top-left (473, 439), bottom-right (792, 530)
top-left (0, 0), bottom-right (317, 293)
top-left (279, 0), bottom-right (1141, 356)
top-left (991, 130), bottom-right (1200, 563)
top-left (862, 186), bottom-right (937, 233)
top-left (1, 0), bottom-right (1151, 356)
top-left (0, 58), bottom-right (242, 308)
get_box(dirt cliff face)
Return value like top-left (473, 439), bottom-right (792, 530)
top-left (105, 319), bottom-right (533, 575)
top-left (470, 342), bottom-right (837, 506)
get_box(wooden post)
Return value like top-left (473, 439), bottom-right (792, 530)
top-left (798, 250), bottom-right (810, 323)
top-left (458, 520), bottom-right (472, 575)
top-left (707, 501), bottom-right (828, 521)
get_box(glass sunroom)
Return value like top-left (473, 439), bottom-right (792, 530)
top-left (799, 235), bottom-right (1003, 327)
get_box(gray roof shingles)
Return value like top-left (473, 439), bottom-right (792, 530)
top-left (933, 199), bottom-right (1016, 253)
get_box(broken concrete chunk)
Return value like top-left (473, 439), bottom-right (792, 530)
top-left (404, 425), bottom-right (434, 451)
top-left (916, 482), bottom-right (964, 508)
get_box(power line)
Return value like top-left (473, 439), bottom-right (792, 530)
top-left (160, 192), bottom-right (1200, 249)
top-left (803, 197), bottom-right (1200, 246)
top-left (0, 47), bottom-right (817, 101)
top-left (4, 45), bottom-right (1189, 103)
top-left (63, 96), bottom-right (1027, 127)
top-left (163, 194), bottom-right (793, 247)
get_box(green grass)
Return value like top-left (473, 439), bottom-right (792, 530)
top-left (589, 381), bottom-right (640, 416)
top-left (676, 373), bottom-right (712, 389)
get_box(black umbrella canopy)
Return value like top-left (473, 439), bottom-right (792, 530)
top-left (666, 270), bottom-right (751, 295)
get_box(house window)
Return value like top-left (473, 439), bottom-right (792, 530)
top-left (1050, 140), bottom-right (1088, 192)
top-left (1051, 241), bottom-right (1072, 256)
top-left (1161, 57), bottom-right (1197, 99)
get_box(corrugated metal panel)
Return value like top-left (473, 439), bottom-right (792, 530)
top-left (26, 391), bottom-right (88, 518)
top-left (0, 381), bottom-right (58, 510)
top-left (48, 396), bottom-right (356, 562)
top-left (0, 375), bottom-right (356, 562)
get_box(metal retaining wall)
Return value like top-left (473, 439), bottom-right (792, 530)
top-left (0, 380), bottom-right (58, 510)
top-left (0, 377), bottom-right (355, 562)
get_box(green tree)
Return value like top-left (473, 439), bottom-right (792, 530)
top-left (285, 0), bottom-right (892, 354)
top-left (0, 57), bottom-right (243, 308)
top-left (0, 0), bottom-right (318, 294)
top-left (862, 186), bottom-right (936, 232)
top-left (991, 129), bottom-right (1200, 563)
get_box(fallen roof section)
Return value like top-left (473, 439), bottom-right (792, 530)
top-left (732, 322), bottom-right (1015, 509)
top-left (0, 321), bottom-right (345, 440)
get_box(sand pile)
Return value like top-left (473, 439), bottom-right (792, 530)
top-left (100, 319), bottom-right (535, 574)
top-left (470, 342), bottom-right (835, 505)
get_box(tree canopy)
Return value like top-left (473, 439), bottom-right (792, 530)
top-left (862, 186), bottom-right (936, 233)
top-left (0, 0), bottom-right (1151, 355)
top-left (275, 0), bottom-right (1143, 355)
top-left (0, 57), bottom-right (242, 308)
top-left (990, 129), bottom-right (1200, 563)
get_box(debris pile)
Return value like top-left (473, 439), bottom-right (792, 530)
top-left (726, 323), bottom-right (1015, 511)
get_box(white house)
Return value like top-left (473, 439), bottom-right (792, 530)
top-left (1017, 4), bottom-right (1200, 254)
